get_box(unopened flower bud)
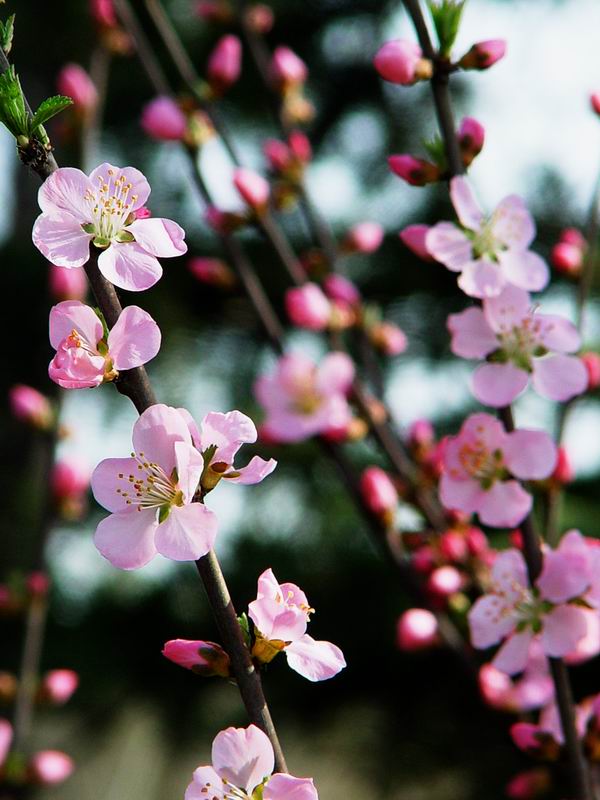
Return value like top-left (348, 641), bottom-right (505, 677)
top-left (457, 116), bottom-right (485, 166)
top-left (551, 241), bottom-right (583, 277)
top-left (323, 275), bottom-right (361, 306)
top-left (141, 96), bottom-right (187, 141)
top-left (57, 64), bottom-right (98, 112)
top-left (582, 352), bottom-right (600, 390)
top-left (0, 719), bottom-right (12, 768)
top-left (233, 167), bottom-right (270, 211)
top-left (478, 663), bottom-right (512, 709)
top-left (360, 466), bottom-right (398, 517)
top-left (51, 460), bottom-right (90, 502)
top-left (244, 4), bottom-right (274, 33)
top-left (270, 46), bottom-right (308, 90)
top-left (465, 526), bottom-right (488, 557)
top-left (427, 565), bottom-right (464, 598)
top-left (412, 545), bottom-right (435, 574)
top-left (188, 257), bottom-right (236, 289)
top-left (39, 670), bottom-right (79, 705)
top-left (551, 446), bottom-right (574, 484)
top-left (288, 130), bottom-right (312, 164)
top-left (264, 138), bottom-right (292, 173)
top-left (49, 266), bottom-right (88, 301)
top-left (27, 572), bottom-right (50, 598)
top-left (162, 639), bottom-right (231, 677)
top-left (204, 206), bottom-right (245, 233)
top-left (396, 609), bottom-right (438, 651)
top-left (373, 40), bottom-right (432, 85)
top-left (388, 155), bottom-right (440, 186)
top-left (207, 35), bottom-right (242, 95)
top-left (591, 92), bottom-right (600, 117)
top-left (285, 283), bottom-right (332, 330)
top-left (344, 222), bottom-right (384, 254)
top-left (458, 39), bottom-right (507, 70)
top-left (505, 769), bottom-right (551, 800)
top-left (407, 418), bottom-right (434, 448)
top-left (90, 0), bottom-right (117, 28)
top-left (0, 672), bottom-right (17, 703)
top-left (196, 0), bottom-right (232, 22)
top-left (439, 530), bottom-right (468, 563)
top-left (9, 385), bottom-right (53, 430)
top-left (399, 224), bottom-right (434, 261)
top-left (29, 751), bottom-right (74, 785)
top-left (369, 322), bottom-right (408, 356)
top-left (560, 228), bottom-right (586, 248)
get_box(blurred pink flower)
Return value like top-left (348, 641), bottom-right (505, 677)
top-left (344, 222), bottom-right (384, 253)
top-left (141, 96), bottom-right (187, 141)
top-left (0, 719), bottom-right (12, 768)
top-left (396, 609), bottom-right (439, 651)
top-left (9, 385), bottom-right (53, 430)
top-left (30, 751), bottom-right (74, 785)
top-left (360, 466), bottom-right (398, 516)
top-left (233, 167), bottom-right (270, 210)
top-left (270, 46), bottom-right (308, 89)
top-left (285, 283), bottom-right (331, 330)
top-left (40, 669), bottom-right (79, 705)
top-left (207, 35), bottom-right (242, 94)
top-left (388, 155), bottom-right (440, 186)
top-left (373, 40), bottom-right (431, 85)
top-left (57, 64), bottom-right (98, 111)
top-left (49, 265), bottom-right (88, 301)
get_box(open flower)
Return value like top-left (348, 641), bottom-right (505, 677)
top-left (448, 285), bottom-right (587, 406)
top-left (49, 301), bottom-right (161, 389)
top-left (255, 352), bottom-right (355, 443)
top-left (440, 413), bottom-right (556, 528)
top-left (426, 177), bottom-right (548, 299)
top-left (33, 163), bottom-right (187, 291)
top-left (248, 568), bottom-right (346, 682)
top-left (91, 404), bottom-right (217, 569)
top-left (185, 725), bottom-right (318, 800)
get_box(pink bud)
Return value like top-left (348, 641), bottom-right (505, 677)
top-left (264, 138), bottom-right (292, 173)
top-left (244, 4), bottom-right (274, 33)
top-left (29, 751), bottom-right (74, 785)
top-left (40, 670), bottom-right (79, 705)
top-left (345, 222), bottom-right (384, 254)
top-left (285, 283), bottom-right (332, 330)
top-left (370, 322), bottom-right (408, 356)
top-left (509, 529), bottom-right (524, 550)
top-left (207, 35), bottom-right (242, 94)
top-left (271, 46), bottom-right (308, 89)
top-left (457, 117), bottom-right (485, 165)
top-left (188, 257), bottom-right (235, 289)
top-left (323, 274), bottom-right (361, 306)
top-left (51, 459), bottom-right (90, 501)
top-left (465, 526), bottom-right (488, 557)
top-left (162, 639), bottom-right (231, 677)
top-left (506, 769), bottom-right (550, 800)
top-left (360, 466), bottom-right (398, 515)
top-left (134, 206), bottom-right (152, 219)
top-left (478, 664), bottom-right (512, 709)
top-left (373, 40), bottom-right (431, 85)
top-left (407, 418), bottom-right (434, 447)
top-left (9, 385), bottom-right (53, 430)
top-left (560, 228), bottom-right (586, 249)
top-left (233, 167), bottom-right (270, 210)
top-left (288, 130), bottom-right (312, 163)
top-left (196, 1), bottom-right (231, 22)
top-left (439, 530), bottom-right (468, 563)
top-left (396, 609), bottom-right (438, 651)
top-left (49, 266), bottom-right (87, 301)
top-left (27, 572), bottom-right (50, 598)
top-left (388, 155), bottom-right (440, 186)
top-left (510, 722), bottom-right (540, 752)
top-left (551, 241), bottom-right (583, 276)
top-left (141, 96), bottom-right (187, 141)
top-left (427, 565), bottom-right (463, 597)
top-left (591, 92), bottom-right (600, 117)
top-left (552, 446), bottom-right (574, 484)
top-left (0, 719), bottom-right (12, 769)
top-left (399, 224), bottom-right (433, 261)
top-left (57, 64), bottom-right (98, 112)
top-left (90, 0), bottom-right (117, 27)
top-left (412, 545), bottom-right (435, 574)
top-left (582, 352), bottom-right (600, 389)
top-left (459, 39), bottom-right (507, 70)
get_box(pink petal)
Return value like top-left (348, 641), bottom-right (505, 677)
top-left (0, 719), bottom-right (13, 768)
top-left (212, 725), bottom-right (274, 795)
top-left (264, 774), bottom-right (318, 800)
top-left (532, 355), bottom-right (588, 402)
top-left (457, 259), bottom-right (505, 298)
top-left (32, 213), bottom-right (92, 268)
top-left (491, 550), bottom-right (529, 601)
top-left (248, 569), bottom-right (308, 642)
top-left (98, 243), bottom-right (163, 291)
top-left (497, 250), bottom-right (549, 292)
top-left (174, 440), bottom-right (204, 502)
top-left (425, 223), bottom-right (473, 271)
top-left (541, 605), bottom-right (588, 657)
top-left (127, 218), bottom-right (187, 257)
top-left (185, 767), bottom-right (225, 800)
top-left (176, 407), bottom-right (202, 450)
top-left (455, 412), bottom-right (507, 452)
top-left (491, 195), bottom-right (535, 249)
top-left (88, 163), bottom-right (150, 211)
top-left (483, 284), bottom-right (531, 332)
top-left (38, 167), bottom-right (93, 219)
top-left (468, 594), bottom-right (517, 649)
top-left (449, 176), bottom-right (484, 231)
top-left (91, 457), bottom-right (140, 512)
top-left (93, 508), bottom-right (158, 570)
top-left (471, 362), bottom-right (529, 407)
top-left (200, 410), bottom-right (257, 464)
top-left (439, 473), bottom-right (485, 515)
top-left (285, 634), bottom-right (346, 682)
top-left (565, 608), bottom-right (600, 665)
top-left (132, 404), bottom-right (192, 475)
top-left (504, 430), bottom-right (557, 480)
top-left (492, 630), bottom-right (534, 675)
top-left (447, 307), bottom-right (497, 359)
top-left (537, 536), bottom-right (591, 604)
top-left (107, 305), bottom-right (161, 370)
top-left (226, 456), bottom-right (277, 485)
top-left (49, 300), bottom-right (103, 350)
top-left (316, 352), bottom-right (355, 395)
top-left (478, 480), bottom-right (532, 528)
top-left (154, 503), bottom-right (217, 561)
top-left (49, 348), bottom-right (105, 389)
top-left (535, 314), bottom-right (581, 353)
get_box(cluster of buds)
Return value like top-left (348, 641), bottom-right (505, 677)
top-left (550, 228), bottom-right (587, 279)
top-left (264, 131), bottom-right (312, 207)
top-left (405, 418), bottom-right (445, 481)
top-left (270, 46), bottom-right (314, 126)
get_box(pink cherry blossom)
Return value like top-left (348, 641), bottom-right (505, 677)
top-left (49, 265), bottom-right (88, 300)
top-left (91, 404), bottom-right (218, 569)
top-left (0, 719), bottom-right (12, 768)
top-left (426, 177), bottom-right (548, 298)
top-left (141, 96), bottom-right (187, 141)
top-left (188, 257), bottom-right (235, 288)
top-left (57, 64), bottom-right (98, 112)
top-left (440, 413), bottom-right (557, 528)
top-left (469, 548), bottom-right (591, 674)
top-left (270, 46), bottom-right (308, 89)
top-left (459, 39), bottom-right (507, 70)
top-left (369, 321), bottom-right (408, 355)
top-left (322, 274), bottom-right (361, 306)
top-left (285, 283), bottom-right (331, 330)
top-left (360, 466), bottom-right (398, 516)
top-left (478, 644), bottom-right (554, 712)
top-left (233, 167), bottom-right (270, 210)
top-left (185, 725), bottom-right (318, 800)
top-left (32, 163), bottom-right (187, 291)
top-left (388, 155), bottom-right (440, 186)
top-left (344, 222), bottom-right (384, 253)
top-left (254, 352), bottom-right (355, 443)
top-left (537, 529), bottom-right (600, 609)
top-left (207, 35), bottom-right (242, 94)
top-left (457, 117), bottom-right (485, 165)
top-left (373, 40), bottom-right (431, 85)
top-left (248, 568), bottom-right (346, 682)
top-left (40, 669), bottom-right (79, 705)
top-left (48, 301), bottom-right (161, 389)
top-left (396, 609), bottom-right (439, 651)
top-left (448, 285), bottom-right (587, 406)
top-left (162, 639), bottom-right (231, 677)
top-left (9, 385), bottom-right (53, 429)
top-left (90, 0), bottom-right (117, 27)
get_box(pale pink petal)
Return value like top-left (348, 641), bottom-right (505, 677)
top-left (535, 314), bottom-right (581, 353)
top-left (249, 569), bottom-right (308, 642)
top-left (447, 307), bottom-right (498, 359)
top-left (565, 609), bottom-right (600, 665)
top-left (471, 363), bottom-right (529, 407)
top-left (455, 412), bottom-right (507, 452)
top-left (107, 305), bottom-right (161, 370)
top-left (541, 605), bottom-right (588, 657)
top-left (457, 259), bottom-right (505, 298)
top-left (48, 348), bottom-right (105, 389)
top-left (537, 536), bottom-right (591, 604)
top-left (0, 719), bottom-right (13, 768)
top-left (93, 508), bottom-right (158, 569)
top-left (91, 457), bottom-right (140, 512)
top-left (285, 634), bottom-right (346, 682)
top-left (127, 218), bottom-right (187, 257)
top-left (132, 404), bottom-right (192, 474)
top-left (492, 630), bottom-right (534, 675)
top-left (225, 456), bottom-right (277, 485)
top-left (449, 176), bottom-right (484, 231)
top-left (212, 725), bottom-right (274, 795)
top-left (468, 594), bottom-right (517, 649)
top-left (532, 355), bottom-right (588, 402)
top-left (174, 441), bottom-right (204, 502)
top-left (425, 223), bottom-right (473, 271)
top-left (279, 582), bottom-right (310, 610)
top-left (49, 301), bottom-right (103, 350)
top-left (185, 767), bottom-right (225, 800)
top-left (38, 167), bottom-right (93, 219)
top-left (483, 284), bottom-right (531, 332)
top-left (491, 550), bottom-right (529, 600)
top-left (176, 407), bottom-right (202, 450)
top-left (200, 410), bottom-right (257, 464)
top-left (154, 503), bottom-right (217, 561)
top-left (497, 250), bottom-right (549, 292)
top-left (439, 473), bottom-right (484, 515)
top-left (264, 774), bottom-right (318, 800)
top-left (491, 195), bottom-right (535, 249)
top-left (316, 352), bottom-right (355, 395)
top-left (479, 480), bottom-right (532, 528)
top-left (88, 163), bottom-right (151, 211)
top-left (504, 430), bottom-right (557, 480)
top-left (32, 213), bottom-right (92, 268)
top-left (98, 243), bottom-right (163, 291)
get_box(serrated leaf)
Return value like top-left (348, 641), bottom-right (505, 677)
top-left (0, 14), bottom-right (15, 54)
top-left (31, 95), bottom-right (72, 130)
top-left (0, 64), bottom-right (29, 138)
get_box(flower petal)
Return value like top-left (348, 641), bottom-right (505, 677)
top-left (492, 630), bottom-right (534, 675)
top-left (32, 213), bottom-right (92, 268)
top-left (127, 218), bottom-right (187, 257)
top-left (491, 195), bottom-right (535, 249)
top-left (447, 307), bottom-right (498, 359)
top-left (483, 284), bottom-right (531, 332)
top-left (132, 404), bottom-right (192, 475)
top-left (38, 167), bottom-right (93, 219)
top-left (285, 634), bottom-right (346, 682)
top-left (226, 456), bottom-right (277, 485)
top-left (497, 250), bottom-right (549, 292)
top-left (107, 305), bottom-right (162, 370)
top-left (541, 605), bottom-right (588, 658)
top-left (532, 355), bottom-right (588, 402)
top-left (449, 176), bottom-right (484, 231)
top-left (471, 362), bottom-right (529, 407)
top-left (468, 594), bottom-right (517, 649)
top-left (49, 301), bottom-right (103, 350)
top-left (93, 508), bottom-right (158, 570)
top-left (504, 430), bottom-right (557, 480)
top-left (200, 410), bottom-right (257, 464)
top-left (212, 725), bottom-right (274, 795)
top-left (248, 569), bottom-right (308, 642)
top-left (264, 774), bottom-right (318, 800)
top-left (88, 163), bottom-right (151, 211)
top-left (426, 223), bottom-right (473, 271)
top-left (174, 440), bottom-right (204, 503)
top-left (535, 314), bottom-right (581, 353)
top-left (154, 503), bottom-right (217, 561)
top-left (479, 480), bottom-right (532, 528)
top-left (316, 352), bottom-right (355, 395)
top-left (91, 457), bottom-right (141, 512)
top-left (457, 259), bottom-right (505, 298)
top-left (185, 767), bottom-right (225, 800)
top-left (439, 473), bottom-right (484, 515)
top-left (98, 243), bottom-right (163, 291)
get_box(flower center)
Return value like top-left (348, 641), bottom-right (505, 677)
top-left (458, 440), bottom-right (505, 489)
top-left (115, 452), bottom-right (183, 512)
top-left (291, 389), bottom-right (322, 415)
top-left (493, 313), bottom-right (547, 371)
top-left (275, 589), bottom-right (314, 617)
top-left (84, 169), bottom-right (138, 242)
top-left (472, 219), bottom-right (501, 260)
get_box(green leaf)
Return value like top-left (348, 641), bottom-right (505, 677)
top-left (0, 65), bottom-right (29, 138)
top-left (428, 0), bottom-right (466, 57)
top-left (0, 14), bottom-right (15, 55)
top-left (237, 613), bottom-right (252, 648)
top-left (31, 94), bottom-right (72, 130)
top-left (422, 135), bottom-right (447, 169)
